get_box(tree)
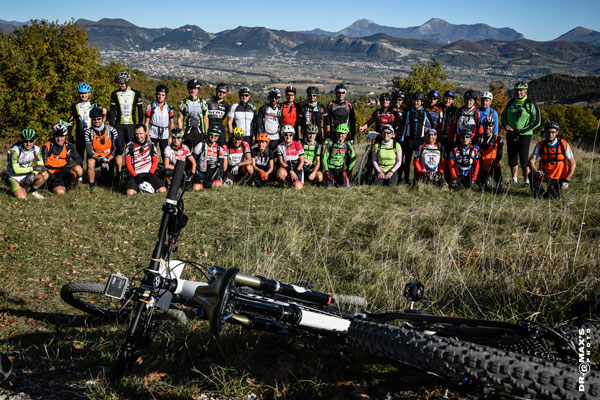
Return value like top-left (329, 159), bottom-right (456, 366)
top-left (392, 60), bottom-right (455, 102)
top-left (488, 81), bottom-right (510, 135)
top-left (539, 104), bottom-right (598, 146)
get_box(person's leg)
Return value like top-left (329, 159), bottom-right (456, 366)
top-left (529, 170), bottom-right (544, 198)
top-left (506, 137), bottom-right (519, 183)
top-left (547, 179), bottom-right (562, 199)
top-left (518, 135), bottom-right (532, 185)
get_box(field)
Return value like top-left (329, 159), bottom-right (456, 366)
top-left (0, 142), bottom-right (599, 399)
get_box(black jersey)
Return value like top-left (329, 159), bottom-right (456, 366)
top-left (205, 96), bottom-right (230, 133)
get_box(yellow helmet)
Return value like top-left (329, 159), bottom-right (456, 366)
top-left (232, 127), bottom-right (245, 139)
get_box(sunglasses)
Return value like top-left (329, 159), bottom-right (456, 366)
top-left (218, 90), bottom-right (227, 94)
top-left (336, 91), bottom-right (346, 95)
top-left (240, 94), bottom-right (250, 97)
top-left (23, 139), bottom-right (36, 143)
top-left (92, 117), bottom-right (103, 121)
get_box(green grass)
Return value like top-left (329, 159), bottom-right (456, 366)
top-left (0, 143), bottom-right (599, 399)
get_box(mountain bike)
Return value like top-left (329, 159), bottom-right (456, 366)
top-left (61, 160), bottom-right (600, 399)
top-left (353, 131), bottom-right (379, 185)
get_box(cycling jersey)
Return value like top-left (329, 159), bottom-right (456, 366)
top-left (164, 143), bottom-right (192, 164)
top-left (70, 100), bottom-right (101, 156)
top-left (109, 88), bottom-right (143, 125)
top-left (414, 143), bottom-right (445, 174)
top-left (205, 96), bottom-right (230, 135)
top-left (302, 139), bottom-right (321, 166)
top-left (84, 124), bottom-right (119, 158)
top-left (401, 107), bottom-right (432, 142)
top-left (473, 133), bottom-right (503, 171)
top-left (303, 102), bottom-right (327, 139)
top-left (424, 105), bottom-right (441, 128)
top-left (450, 106), bottom-right (482, 143)
top-left (276, 141), bottom-right (304, 170)
top-left (229, 102), bottom-right (257, 139)
top-left (281, 102), bottom-right (301, 128)
top-left (326, 100), bottom-right (356, 141)
top-left (501, 96), bottom-right (541, 137)
top-left (193, 142), bottom-right (226, 173)
top-left (448, 144), bottom-right (480, 179)
top-left (366, 109), bottom-right (397, 133)
top-left (145, 101), bottom-right (174, 140)
top-left (322, 141), bottom-right (356, 172)
top-left (477, 107), bottom-right (499, 136)
top-left (124, 141), bottom-right (159, 176)
top-left (257, 103), bottom-right (283, 141)
top-left (179, 97), bottom-right (208, 134)
top-left (531, 138), bottom-right (573, 180)
top-left (6, 143), bottom-right (44, 178)
top-left (41, 141), bottom-right (82, 174)
top-left (225, 140), bottom-right (251, 167)
top-left (252, 147), bottom-right (274, 172)
top-left (372, 140), bottom-right (402, 173)
top-left (437, 104), bottom-right (457, 143)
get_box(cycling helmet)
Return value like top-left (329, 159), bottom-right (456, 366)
top-left (426, 128), bottom-right (438, 135)
top-left (20, 129), bottom-right (37, 141)
top-left (114, 70), bottom-right (130, 84)
top-left (514, 81), bottom-right (528, 90)
top-left (232, 127), bottom-right (245, 139)
top-left (306, 86), bottom-right (319, 95)
top-left (89, 107), bottom-right (104, 119)
top-left (428, 89), bottom-right (440, 99)
top-left (238, 86), bottom-right (251, 95)
top-left (155, 84), bottom-right (169, 94)
top-left (256, 133), bottom-right (270, 143)
top-left (459, 127), bottom-right (472, 137)
top-left (413, 92), bottom-right (425, 101)
top-left (138, 181), bottom-right (155, 194)
top-left (392, 90), bottom-right (405, 100)
top-left (52, 123), bottom-right (68, 136)
top-left (464, 90), bottom-right (477, 100)
top-left (216, 82), bottom-right (229, 92)
top-left (268, 88), bottom-right (281, 99)
top-left (481, 91), bottom-right (493, 100)
top-left (379, 93), bottom-right (391, 103)
top-left (208, 125), bottom-right (222, 136)
top-left (285, 86), bottom-right (296, 94)
top-left (306, 124), bottom-right (319, 134)
top-left (187, 79), bottom-right (201, 89)
top-left (77, 82), bottom-right (92, 93)
top-left (482, 116), bottom-right (496, 127)
top-left (544, 120), bottom-right (560, 131)
top-left (443, 90), bottom-right (456, 99)
top-left (282, 125), bottom-right (295, 136)
top-left (170, 128), bottom-right (184, 138)
top-left (335, 123), bottom-right (350, 134)
top-left (335, 83), bottom-right (347, 93)
top-left (380, 124), bottom-right (394, 134)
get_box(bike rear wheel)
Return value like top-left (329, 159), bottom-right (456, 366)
top-left (356, 148), bottom-right (372, 185)
top-left (60, 282), bottom-right (132, 321)
top-left (348, 320), bottom-right (599, 400)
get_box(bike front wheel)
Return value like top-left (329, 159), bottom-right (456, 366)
top-left (60, 282), bottom-right (132, 321)
top-left (348, 320), bottom-right (599, 400)
top-left (356, 147), bottom-right (372, 185)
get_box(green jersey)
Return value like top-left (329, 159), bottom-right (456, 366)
top-left (501, 95), bottom-right (540, 136)
top-left (322, 140), bottom-right (356, 172)
top-left (373, 140), bottom-right (402, 173)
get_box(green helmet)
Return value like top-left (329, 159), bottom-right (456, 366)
top-left (335, 124), bottom-right (350, 134)
top-left (170, 128), bottom-right (184, 138)
top-left (514, 81), bottom-right (528, 90)
top-left (21, 129), bottom-right (37, 141)
top-left (306, 124), bottom-right (319, 134)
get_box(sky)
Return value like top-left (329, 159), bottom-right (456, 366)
top-left (3, 0), bottom-right (599, 41)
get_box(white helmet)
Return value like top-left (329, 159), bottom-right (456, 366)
top-left (138, 181), bottom-right (155, 194)
top-left (481, 91), bottom-right (493, 100)
top-left (281, 125), bottom-right (295, 135)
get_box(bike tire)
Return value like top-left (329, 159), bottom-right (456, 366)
top-left (356, 148), bottom-right (371, 185)
top-left (348, 320), bottom-right (599, 400)
top-left (60, 282), bottom-right (131, 321)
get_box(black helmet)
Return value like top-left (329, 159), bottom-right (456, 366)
top-left (52, 123), bottom-right (68, 136)
top-left (216, 82), bottom-right (229, 92)
top-left (392, 90), bottom-right (405, 100)
top-left (155, 84), bottom-right (169, 94)
top-left (464, 90), bottom-right (477, 100)
top-left (379, 93), bottom-right (391, 103)
top-left (238, 86), bottom-right (251, 95)
top-left (268, 88), bottom-right (281, 99)
top-left (428, 89), bottom-right (440, 99)
top-left (285, 85), bottom-right (297, 94)
top-left (443, 90), bottom-right (456, 99)
top-left (208, 125), bottom-right (223, 136)
top-left (306, 86), bottom-right (319, 95)
top-left (544, 120), bottom-right (560, 131)
top-left (482, 116), bottom-right (496, 127)
top-left (187, 79), bottom-right (201, 89)
top-left (334, 83), bottom-right (347, 93)
top-left (89, 107), bottom-right (104, 119)
top-left (413, 92), bottom-right (425, 102)
top-left (114, 70), bottom-right (130, 84)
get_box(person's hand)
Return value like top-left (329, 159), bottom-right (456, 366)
top-left (101, 162), bottom-right (110, 171)
top-left (308, 171), bottom-right (316, 181)
top-left (378, 171), bottom-right (385, 179)
top-left (99, 156), bottom-right (110, 164)
top-left (450, 178), bottom-right (459, 189)
top-left (290, 170), bottom-right (298, 182)
top-left (259, 170), bottom-right (268, 181)
top-left (561, 180), bottom-right (569, 190)
top-left (385, 171), bottom-right (393, 180)
top-left (535, 170), bottom-right (544, 179)
top-left (505, 125), bottom-right (513, 132)
top-left (33, 165), bottom-right (47, 173)
top-left (359, 125), bottom-right (366, 133)
top-left (232, 166), bottom-right (239, 175)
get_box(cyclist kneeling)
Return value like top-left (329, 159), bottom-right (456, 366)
top-left (42, 123), bottom-right (84, 194)
top-left (224, 127), bottom-right (253, 186)
top-left (276, 125), bottom-right (305, 190)
top-left (473, 116), bottom-right (504, 193)
top-left (124, 124), bottom-right (166, 196)
top-left (163, 128), bottom-right (196, 187)
top-left (322, 124), bottom-right (356, 187)
top-left (528, 121), bottom-right (575, 199)
top-left (192, 126), bottom-right (227, 190)
top-left (413, 129), bottom-right (446, 187)
top-left (251, 133), bottom-right (274, 186)
top-left (6, 129), bottom-right (48, 199)
top-left (302, 124), bottom-right (323, 185)
top-left (85, 106), bottom-right (119, 192)
top-left (372, 124), bottom-right (402, 186)
top-left (447, 128), bottom-right (480, 190)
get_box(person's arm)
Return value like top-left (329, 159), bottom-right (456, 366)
top-left (108, 91), bottom-right (118, 125)
top-left (493, 109), bottom-right (499, 136)
top-left (360, 111), bottom-right (376, 132)
top-left (10, 148), bottom-right (34, 174)
top-left (296, 154), bottom-right (305, 172)
top-left (372, 146), bottom-right (382, 174)
top-left (277, 155), bottom-right (288, 170)
top-left (413, 147), bottom-right (424, 176)
top-left (144, 104), bottom-right (152, 141)
top-left (135, 90), bottom-right (144, 124)
top-left (471, 156), bottom-right (480, 181)
top-left (349, 105), bottom-right (356, 141)
top-left (203, 101), bottom-right (209, 134)
top-left (168, 106), bottom-right (175, 130)
top-left (186, 154), bottom-right (197, 175)
top-left (265, 158), bottom-right (274, 176)
top-left (491, 136), bottom-right (503, 169)
top-left (41, 143), bottom-right (50, 165)
top-left (125, 151), bottom-right (136, 176)
top-left (70, 143), bottom-right (83, 166)
top-left (501, 102), bottom-right (513, 132)
top-left (346, 143), bottom-right (356, 171)
top-left (238, 149), bottom-right (253, 167)
top-left (519, 102), bottom-right (541, 134)
top-left (448, 151), bottom-right (457, 179)
top-left (149, 144), bottom-right (159, 174)
top-left (178, 100), bottom-right (185, 130)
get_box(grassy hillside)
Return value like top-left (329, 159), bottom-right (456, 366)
top-left (0, 144), bottom-right (598, 399)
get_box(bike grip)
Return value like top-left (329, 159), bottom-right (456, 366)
top-left (166, 160), bottom-right (186, 204)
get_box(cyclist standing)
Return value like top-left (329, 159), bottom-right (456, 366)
top-left (276, 125), bottom-right (305, 190)
top-left (109, 70), bottom-right (143, 161)
top-left (303, 86), bottom-right (327, 143)
top-left (163, 128), bottom-right (196, 186)
top-left (450, 90), bottom-right (482, 145)
top-left (124, 124), bottom-right (166, 196)
top-left (413, 129), bottom-right (446, 187)
top-left (42, 123), bottom-right (83, 194)
top-left (192, 126), bottom-right (227, 190)
top-left (69, 82), bottom-right (103, 159)
top-left (322, 124), bottom-right (356, 187)
top-left (391, 90), bottom-right (405, 133)
top-left (359, 93), bottom-right (397, 135)
top-left (228, 87), bottom-right (257, 146)
top-left (224, 127), bottom-right (253, 186)
top-left (528, 121), bottom-right (576, 199)
top-left (424, 90), bottom-right (441, 128)
top-left (179, 79), bottom-right (209, 149)
top-left (251, 133), bottom-right (274, 185)
top-left (205, 83), bottom-right (230, 146)
top-left (6, 129), bottom-right (48, 199)
top-left (478, 91), bottom-right (499, 136)
top-left (447, 128), bottom-right (481, 190)
top-left (501, 81), bottom-right (541, 187)
top-left (326, 84), bottom-right (356, 143)
top-left (85, 107), bottom-right (120, 192)
top-left (281, 86), bottom-right (302, 140)
top-left (437, 90), bottom-right (457, 155)
top-left (302, 124), bottom-right (323, 185)
top-left (400, 92), bottom-right (432, 184)
top-left (371, 124), bottom-right (402, 186)
top-left (257, 88), bottom-right (283, 151)
top-left (473, 116), bottom-right (504, 192)
top-left (144, 84), bottom-right (174, 159)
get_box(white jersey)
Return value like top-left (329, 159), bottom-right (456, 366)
top-left (75, 102), bottom-right (93, 131)
top-left (117, 90), bottom-right (135, 124)
top-left (146, 101), bottom-right (173, 140)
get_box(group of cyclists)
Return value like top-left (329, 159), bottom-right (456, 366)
top-left (5, 72), bottom-right (576, 199)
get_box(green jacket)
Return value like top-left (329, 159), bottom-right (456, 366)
top-left (501, 95), bottom-right (541, 136)
top-left (322, 140), bottom-right (356, 172)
